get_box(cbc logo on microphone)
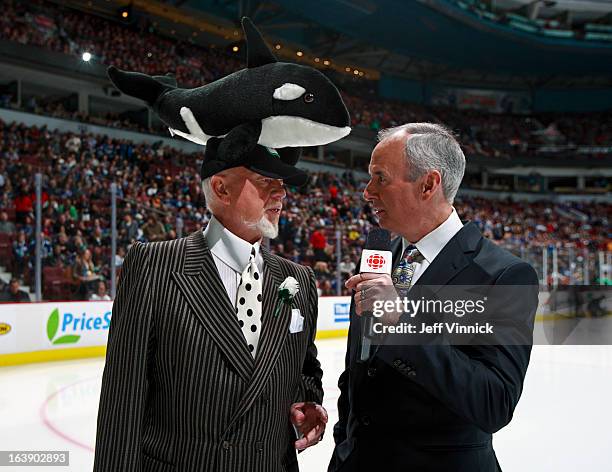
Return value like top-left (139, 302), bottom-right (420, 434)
top-left (360, 249), bottom-right (391, 274)
top-left (366, 253), bottom-right (386, 270)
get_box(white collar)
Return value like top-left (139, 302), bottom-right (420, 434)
top-left (203, 215), bottom-right (262, 273)
top-left (402, 208), bottom-right (463, 263)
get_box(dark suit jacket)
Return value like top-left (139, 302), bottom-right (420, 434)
top-left (94, 229), bottom-right (323, 472)
top-left (329, 222), bottom-right (539, 472)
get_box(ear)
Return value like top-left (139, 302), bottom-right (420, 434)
top-left (421, 170), bottom-right (442, 200)
top-left (210, 175), bottom-right (231, 205)
top-left (241, 17), bottom-right (277, 68)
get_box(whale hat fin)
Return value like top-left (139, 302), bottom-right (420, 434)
top-left (241, 16), bottom-right (277, 68)
top-left (152, 72), bottom-right (177, 89)
top-left (107, 66), bottom-right (173, 107)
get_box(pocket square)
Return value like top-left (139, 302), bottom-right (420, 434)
top-left (289, 308), bottom-right (304, 333)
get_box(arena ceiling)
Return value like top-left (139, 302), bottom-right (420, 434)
top-left (181, 0), bottom-right (612, 87)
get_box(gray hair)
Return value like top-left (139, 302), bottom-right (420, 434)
top-left (377, 122), bottom-right (465, 204)
top-left (201, 177), bottom-right (215, 209)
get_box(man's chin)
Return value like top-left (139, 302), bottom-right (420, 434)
top-left (375, 213), bottom-right (394, 231)
top-left (258, 215), bottom-right (279, 239)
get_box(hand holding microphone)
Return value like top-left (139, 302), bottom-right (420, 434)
top-left (345, 228), bottom-right (401, 361)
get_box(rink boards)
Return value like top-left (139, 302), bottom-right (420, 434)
top-left (0, 291), bottom-right (607, 366)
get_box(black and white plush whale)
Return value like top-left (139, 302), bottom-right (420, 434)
top-left (107, 17), bottom-right (351, 156)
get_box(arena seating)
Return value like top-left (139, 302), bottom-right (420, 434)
top-left (0, 119), bottom-right (609, 299)
top-left (0, 0), bottom-right (610, 161)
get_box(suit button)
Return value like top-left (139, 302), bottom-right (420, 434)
top-left (255, 441), bottom-right (263, 452)
top-left (361, 415), bottom-right (371, 426)
top-left (367, 367), bottom-right (377, 377)
top-left (222, 440), bottom-right (231, 450)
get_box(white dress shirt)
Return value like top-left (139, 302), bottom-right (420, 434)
top-left (401, 208), bottom-right (464, 286)
top-left (203, 216), bottom-right (264, 307)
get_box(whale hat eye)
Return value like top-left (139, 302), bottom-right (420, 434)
top-left (273, 83), bottom-right (306, 101)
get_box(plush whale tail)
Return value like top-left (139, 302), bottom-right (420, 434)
top-left (107, 65), bottom-right (175, 107)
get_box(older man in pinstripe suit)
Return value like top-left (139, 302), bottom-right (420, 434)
top-left (94, 141), bottom-right (326, 472)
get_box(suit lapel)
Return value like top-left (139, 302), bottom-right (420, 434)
top-left (224, 247), bottom-right (291, 434)
top-left (413, 222), bottom-right (482, 290)
top-left (390, 236), bottom-right (404, 274)
top-left (170, 230), bottom-right (255, 383)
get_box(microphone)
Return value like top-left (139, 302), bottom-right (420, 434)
top-left (358, 228), bottom-right (392, 362)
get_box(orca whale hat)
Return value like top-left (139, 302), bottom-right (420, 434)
top-left (106, 17), bottom-right (351, 170)
top-left (201, 136), bottom-right (308, 187)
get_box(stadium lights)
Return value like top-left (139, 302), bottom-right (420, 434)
top-left (232, 46), bottom-right (239, 52)
top-left (275, 44), bottom-right (281, 50)
top-left (323, 60), bottom-right (330, 66)
top-left (314, 57), bottom-right (320, 62)
top-left (82, 52), bottom-right (92, 62)
top-left (345, 67), bottom-right (351, 72)
top-left (296, 51), bottom-right (303, 57)
top-left (117, 4), bottom-right (132, 23)
top-left (353, 69), bottom-right (359, 75)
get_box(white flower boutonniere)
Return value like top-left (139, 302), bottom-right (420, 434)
top-left (274, 276), bottom-right (300, 317)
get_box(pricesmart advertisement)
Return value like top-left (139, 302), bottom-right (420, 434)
top-left (0, 298), bottom-right (353, 355)
top-left (0, 301), bottom-right (114, 354)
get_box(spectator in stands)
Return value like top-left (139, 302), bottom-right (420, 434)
top-left (0, 278), bottom-right (30, 303)
top-left (73, 248), bottom-right (101, 299)
top-left (119, 213), bottom-right (139, 243)
top-left (141, 214), bottom-right (166, 242)
top-left (0, 211), bottom-right (15, 233)
top-left (12, 231), bottom-right (29, 277)
top-left (65, 134), bottom-right (81, 153)
top-left (47, 243), bottom-right (68, 267)
top-left (14, 183), bottom-right (34, 225)
top-left (114, 245), bottom-right (126, 269)
top-left (310, 225), bottom-right (327, 262)
top-left (339, 255), bottom-right (356, 277)
top-left (89, 280), bottom-right (111, 301)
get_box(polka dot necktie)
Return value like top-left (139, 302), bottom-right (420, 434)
top-left (236, 247), bottom-right (262, 357)
top-left (392, 245), bottom-right (424, 297)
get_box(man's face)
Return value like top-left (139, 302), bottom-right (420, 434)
top-left (9, 281), bottom-right (19, 293)
top-left (363, 134), bottom-right (423, 236)
top-left (224, 167), bottom-right (287, 239)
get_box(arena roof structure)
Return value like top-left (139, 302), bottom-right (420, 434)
top-left (177, 0), bottom-right (612, 87)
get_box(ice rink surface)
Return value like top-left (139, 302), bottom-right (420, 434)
top-left (1, 339), bottom-right (611, 471)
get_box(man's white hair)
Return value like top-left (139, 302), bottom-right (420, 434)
top-left (201, 177), bottom-right (215, 209)
top-left (377, 122), bottom-right (465, 204)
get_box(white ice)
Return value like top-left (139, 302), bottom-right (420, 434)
top-left (0, 340), bottom-right (611, 471)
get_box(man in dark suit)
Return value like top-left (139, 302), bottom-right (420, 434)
top-left (329, 123), bottom-right (539, 472)
top-left (94, 140), bottom-right (326, 472)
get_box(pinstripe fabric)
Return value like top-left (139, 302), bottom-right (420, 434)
top-left (93, 229), bottom-right (323, 472)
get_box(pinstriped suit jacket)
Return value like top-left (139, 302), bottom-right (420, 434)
top-left (93, 229), bottom-right (323, 472)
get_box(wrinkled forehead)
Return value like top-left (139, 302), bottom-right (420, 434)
top-left (370, 133), bottom-right (408, 173)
